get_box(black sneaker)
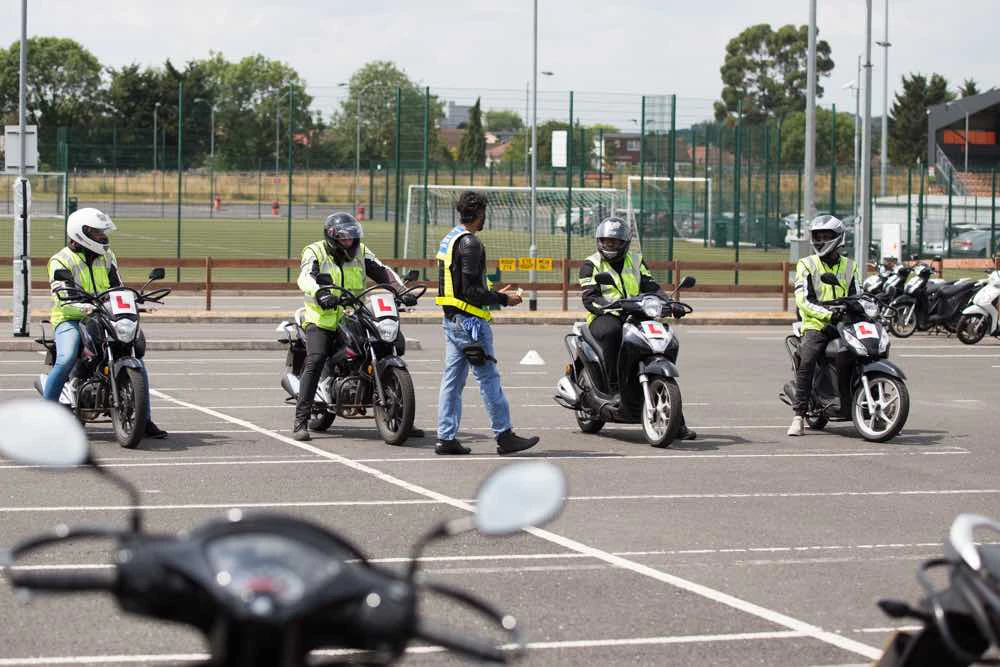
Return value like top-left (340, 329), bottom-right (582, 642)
top-left (496, 430), bottom-right (539, 455)
top-left (677, 426), bottom-right (697, 441)
top-left (409, 427), bottom-right (426, 438)
top-left (292, 423), bottom-right (311, 442)
top-left (144, 421), bottom-right (168, 439)
top-left (435, 439), bottom-right (470, 455)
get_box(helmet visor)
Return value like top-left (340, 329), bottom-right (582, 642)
top-left (598, 238), bottom-right (627, 255)
top-left (83, 225), bottom-right (109, 246)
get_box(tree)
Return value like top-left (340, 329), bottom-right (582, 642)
top-left (484, 109), bottom-right (522, 130)
top-left (459, 98), bottom-right (486, 165)
top-left (779, 107), bottom-right (856, 165)
top-left (715, 24), bottom-right (834, 123)
top-left (959, 78), bottom-right (980, 98)
top-left (888, 73), bottom-right (954, 165)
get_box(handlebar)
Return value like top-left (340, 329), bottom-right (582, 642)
top-left (414, 581), bottom-right (522, 663)
top-left (7, 571), bottom-right (115, 592)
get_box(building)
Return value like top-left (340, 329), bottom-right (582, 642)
top-left (441, 101), bottom-right (471, 130)
top-left (927, 89), bottom-right (1000, 195)
top-left (598, 132), bottom-right (692, 167)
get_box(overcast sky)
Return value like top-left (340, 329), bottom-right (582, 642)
top-left (4, 0), bottom-right (997, 127)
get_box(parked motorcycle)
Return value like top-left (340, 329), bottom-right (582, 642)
top-left (0, 399), bottom-right (567, 666)
top-left (874, 514), bottom-right (1000, 666)
top-left (277, 271), bottom-right (425, 445)
top-left (890, 264), bottom-right (980, 337)
top-left (873, 264), bottom-right (913, 326)
top-left (31, 268), bottom-right (170, 449)
top-left (553, 275), bottom-right (696, 448)
top-left (956, 269), bottom-right (1000, 345)
top-left (779, 274), bottom-right (909, 442)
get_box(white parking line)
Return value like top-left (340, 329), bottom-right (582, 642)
top-left (0, 499), bottom-right (439, 513)
top-left (147, 388), bottom-right (882, 660)
top-left (900, 353), bottom-right (1000, 358)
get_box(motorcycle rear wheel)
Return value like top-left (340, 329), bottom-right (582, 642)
top-left (375, 366), bottom-right (415, 446)
top-left (113, 367), bottom-right (147, 449)
top-left (956, 313), bottom-right (987, 345)
top-left (890, 304), bottom-right (917, 338)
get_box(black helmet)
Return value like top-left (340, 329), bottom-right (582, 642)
top-left (594, 216), bottom-right (631, 262)
top-left (324, 212), bottom-right (364, 262)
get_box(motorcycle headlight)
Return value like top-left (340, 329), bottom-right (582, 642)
top-left (376, 319), bottom-right (399, 343)
top-left (113, 319), bottom-right (138, 343)
top-left (862, 299), bottom-right (879, 319)
top-left (641, 296), bottom-right (662, 318)
top-left (878, 324), bottom-right (890, 354)
top-left (842, 329), bottom-right (867, 356)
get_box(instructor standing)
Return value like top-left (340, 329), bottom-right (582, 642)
top-left (434, 191), bottom-right (540, 456)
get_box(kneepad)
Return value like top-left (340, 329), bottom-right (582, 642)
top-left (462, 345), bottom-right (497, 367)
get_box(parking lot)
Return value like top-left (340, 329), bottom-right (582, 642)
top-left (1, 323), bottom-right (998, 665)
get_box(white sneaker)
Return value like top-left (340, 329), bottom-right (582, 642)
top-left (787, 416), bottom-right (805, 437)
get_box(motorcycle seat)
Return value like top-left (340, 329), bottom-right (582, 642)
top-left (939, 282), bottom-right (973, 298)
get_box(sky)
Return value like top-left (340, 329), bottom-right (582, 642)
top-left (3, 0), bottom-right (997, 128)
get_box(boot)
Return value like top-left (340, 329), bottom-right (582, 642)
top-left (409, 427), bottom-right (426, 438)
top-left (787, 415), bottom-right (805, 437)
top-left (435, 439), bottom-right (470, 455)
top-left (677, 425), bottom-right (697, 441)
top-left (496, 430), bottom-right (539, 455)
top-left (144, 420), bottom-right (168, 439)
top-left (292, 421), bottom-right (311, 442)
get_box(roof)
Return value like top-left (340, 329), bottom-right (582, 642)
top-left (927, 88), bottom-right (1000, 129)
top-left (487, 142), bottom-right (511, 159)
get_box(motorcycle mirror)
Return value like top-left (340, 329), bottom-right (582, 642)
top-left (679, 275), bottom-right (696, 289)
top-left (474, 461), bottom-right (567, 536)
top-left (316, 273), bottom-right (334, 286)
top-left (404, 270), bottom-right (420, 282)
top-left (148, 268), bottom-right (165, 281)
top-left (0, 399), bottom-right (90, 467)
top-left (820, 272), bottom-right (840, 286)
top-left (594, 272), bottom-right (616, 287)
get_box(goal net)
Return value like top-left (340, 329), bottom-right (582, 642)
top-left (625, 176), bottom-right (712, 255)
top-left (403, 184), bottom-right (622, 274)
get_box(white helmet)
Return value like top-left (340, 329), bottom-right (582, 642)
top-left (809, 214), bottom-right (845, 259)
top-left (67, 208), bottom-right (116, 255)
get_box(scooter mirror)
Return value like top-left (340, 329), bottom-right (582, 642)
top-left (148, 268), bottom-right (165, 281)
top-left (474, 462), bottom-right (567, 536)
top-left (820, 272), bottom-right (840, 287)
top-left (316, 273), bottom-right (334, 286)
top-left (404, 270), bottom-right (420, 282)
top-left (594, 272), bottom-right (616, 287)
top-left (0, 399), bottom-right (90, 468)
top-left (680, 275), bottom-right (696, 289)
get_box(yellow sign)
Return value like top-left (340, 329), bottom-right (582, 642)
top-left (498, 257), bottom-right (517, 272)
top-left (535, 257), bottom-right (554, 271)
top-left (518, 257), bottom-right (535, 270)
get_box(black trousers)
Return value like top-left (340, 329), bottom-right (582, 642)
top-left (793, 329), bottom-right (853, 416)
top-left (294, 325), bottom-right (344, 426)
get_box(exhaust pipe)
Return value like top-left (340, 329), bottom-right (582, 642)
top-left (554, 376), bottom-right (582, 409)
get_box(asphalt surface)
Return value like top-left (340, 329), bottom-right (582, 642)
top-left (0, 324), bottom-right (998, 666)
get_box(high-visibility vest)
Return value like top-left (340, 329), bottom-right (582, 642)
top-left (435, 226), bottom-right (492, 321)
top-left (48, 247), bottom-right (118, 327)
top-left (579, 251), bottom-right (649, 324)
top-left (299, 240), bottom-right (366, 331)
top-left (794, 253), bottom-right (857, 333)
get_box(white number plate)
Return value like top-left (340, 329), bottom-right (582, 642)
top-left (369, 293), bottom-right (397, 317)
top-left (853, 322), bottom-right (879, 340)
top-left (641, 321), bottom-right (668, 339)
top-left (108, 291), bottom-right (137, 315)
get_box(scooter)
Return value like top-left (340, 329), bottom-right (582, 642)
top-left (874, 514), bottom-right (1000, 666)
top-left (779, 274), bottom-right (910, 442)
top-left (956, 269), bottom-right (1000, 345)
top-left (890, 264), bottom-right (981, 337)
top-left (0, 399), bottom-right (568, 666)
top-left (553, 275), bottom-right (696, 448)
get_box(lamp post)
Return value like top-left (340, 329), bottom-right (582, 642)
top-left (153, 102), bottom-right (162, 171)
top-left (876, 0), bottom-right (890, 196)
top-left (843, 74), bottom-right (861, 222)
top-left (193, 98), bottom-right (217, 215)
top-left (339, 81), bottom-right (378, 216)
top-left (524, 71), bottom-right (554, 183)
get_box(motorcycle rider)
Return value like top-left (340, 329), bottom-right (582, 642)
top-left (787, 214), bottom-right (861, 436)
top-left (292, 212), bottom-right (421, 442)
top-left (44, 208), bottom-right (167, 439)
top-left (578, 217), bottom-right (695, 441)
top-left (435, 190), bottom-right (540, 456)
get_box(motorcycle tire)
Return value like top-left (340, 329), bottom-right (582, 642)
top-left (575, 410), bottom-right (605, 434)
top-left (375, 366), bottom-right (415, 446)
top-left (890, 304), bottom-right (917, 338)
top-left (852, 373), bottom-right (909, 443)
top-left (956, 314), bottom-right (987, 345)
top-left (113, 367), bottom-right (148, 449)
top-left (308, 413), bottom-right (335, 432)
top-left (641, 377), bottom-right (682, 448)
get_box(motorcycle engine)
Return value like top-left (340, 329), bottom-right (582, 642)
top-left (76, 378), bottom-right (106, 421)
top-left (334, 376), bottom-right (371, 417)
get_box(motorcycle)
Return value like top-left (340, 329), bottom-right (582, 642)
top-left (871, 264), bottom-right (912, 326)
top-left (31, 268), bottom-right (170, 449)
top-left (277, 271), bottom-right (425, 445)
top-left (778, 273), bottom-right (910, 442)
top-left (890, 264), bottom-right (981, 337)
top-left (0, 398), bottom-right (567, 666)
top-left (956, 269), bottom-right (1000, 345)
top-left (553, 275), bottom-right (696, 448)
top-left (874, 514), bottom-right (1000, 666)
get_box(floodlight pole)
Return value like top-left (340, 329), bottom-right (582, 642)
top-left (528, 0), bottom-right (538, 311)
top-left (804, 0), bottom-right (817, 223)
top-left (859, 0), bottom-right (874, 271)
top-left (12, 0), bottom-right (30, 336)
top-left (877, 0), bottom-right (890, 196)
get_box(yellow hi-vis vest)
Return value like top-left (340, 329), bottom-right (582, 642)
top-left (435, 226), bottom-right (493, 321)
top-left (794, 253), bottom-right (857, 333)
top-left (579, 251), bottom-right (649, 324)
top-left (298, 240), bottom-right (366, 331)
top-left (48, 247), bottom-right (119, 327)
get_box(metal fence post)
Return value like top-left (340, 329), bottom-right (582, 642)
top-left (830, 103), bottom-right (837, 217)
top-left (393, 86), bottom-right (402, 258)
top-left (992, 167), bottom-right (997, 255)
top-left (286, 86), bottom-right (294, 282)
top-left (421, 87), bottom-right (430, 267)
top-left (734, 99), bottom-right (743, 285)
top-left (176, 81), bottom-right (183, 282)
top-left (763, 123), bottom-right (771, 252)
top-left (906, 165), bottom-right (913, 253)
top-left (667, 94), bottom-right (677, 283)
top-left (918, 163), bottom-right (925, 254)
top-left (638, 96), bottom-right (646, 241)
top-left (565, 91), bottom-right (574, 265)
top-left (947, 172), bottom-right (953, 258)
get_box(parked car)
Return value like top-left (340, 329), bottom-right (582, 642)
top-left (949, 229), bottom-right (995, 257)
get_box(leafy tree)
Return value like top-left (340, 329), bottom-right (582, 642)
top-left (779, 107), bottom-right (856, 165)
top-left (959, 78), bottom-right (980, 98)
top-left (888, 73), bottom-right (954, 165)
top-left (484, 109), bottom-right (522, 130)
top-left (459, 98), bottom-right (486, 165)
top-left (715, 24), bottom-right (834, 123)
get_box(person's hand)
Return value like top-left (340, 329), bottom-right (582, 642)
top-left (75, 303), bottom-right (96, 316)
top-left (400, 293), bottom-right (418, 307)
top-left (671, 303), bottom-right (687, 319)
top-left (315, 288), bottom-right (339, 310)
top-left (500, 284), bottom-right (523, 307)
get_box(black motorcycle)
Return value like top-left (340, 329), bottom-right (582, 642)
top-left (32, 268), bottom-right (170, 449)
top-left (868, 263), bottom-right (912, 327)
top-left (553, 275), bottom-right (696, 448)
top-left (0, 399), bottom-right (567, 666)
top-left (890, 263), bottom-right (981, 337)
top-left (875, 514), bottom-right (1000, 666)
top-left (779, 274), bottom-right (910, 442)
top-left (277, 271), bottom-right (425, 445)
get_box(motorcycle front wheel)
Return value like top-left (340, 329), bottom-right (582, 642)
top-left (956, 313), bottom-right (987, 345)
top-left (852, 373), bottom-right (909, 442)
top-left (641, 377), bottom-right (682, 448)
top-left (375, 366), bottom-right (415, 445)
top-left (113, 367), bottom-right (148, 449)
top-left (890, 304), bottom-right (917, 338)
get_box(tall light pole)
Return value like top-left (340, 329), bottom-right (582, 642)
top-left (876, 0), bottom-right (890, 196)
top-left (523, 71), bottom-right (554, 183)
top-left (528, 0), bottom-right (539, 311)
top-left (804, 0), bottom-right (817, 223)
top-left (339, 81), bottom-right (378, 215)
top-left (858, 0), bottom-right (874, 271)
top-left (153, 102), bottom-right (162, 170)
top-left (843, 73), bottom-right (860, 221)
top-left (12, 0), bottom-right (29, 336)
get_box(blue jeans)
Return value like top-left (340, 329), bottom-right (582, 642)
top-left (43, 320), bottom-right (153, 417)
top-left (437, 315), bottom-right (511, 441)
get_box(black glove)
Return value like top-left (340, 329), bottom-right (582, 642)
top-left (315, 288), bottom-right (339, 310)
top-left (400, 293), bottom-right (418, 307)
top-left (671, 303), bottom-right (687, 319)
top-left (828, 307), bottom-right (843, 323)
